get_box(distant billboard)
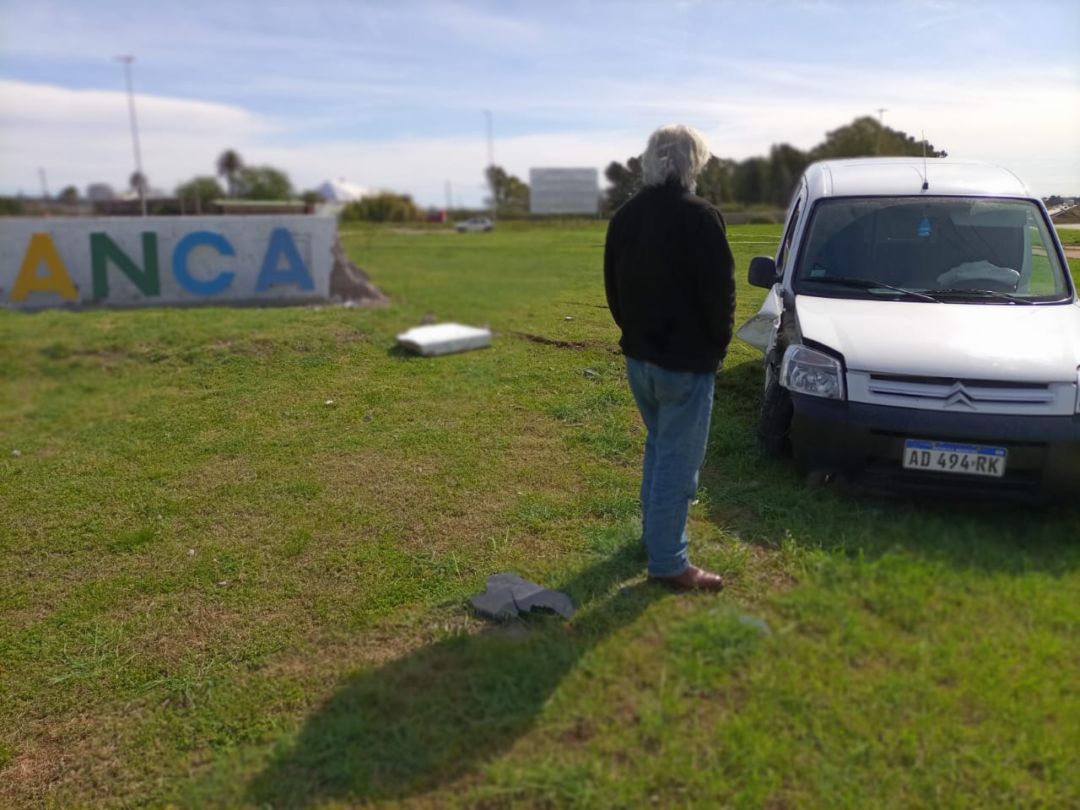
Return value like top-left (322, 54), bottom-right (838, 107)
top-left (529, 168), bottom-right (599, 215)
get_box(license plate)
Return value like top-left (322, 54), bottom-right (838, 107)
top-left (902, 439), bottom-right (1007, 478)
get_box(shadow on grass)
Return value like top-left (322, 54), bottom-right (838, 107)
top-left (246, 543), bottom-right (663, 807)
top-left (703, 359), bottom-right (1080, 573)
top-left (385, 344), bottom-right (424, 361)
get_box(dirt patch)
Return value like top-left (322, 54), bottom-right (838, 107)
top-left (190, 455), bottom-right (260, 493)
top-left (1, 742), bottom-right (66, 805)
top-left (509, 332), bottom-right (587, 349)
top-left (1062, 245), bottom-right (1080, 259)
top-left (39, 345), bottom-right (132, 365)
top-left (507, 331), bottom-right (617, 353)
top-left (0, 714), bottom-right (125, 808)
top-left (204, 337), bottom-right (283, 357)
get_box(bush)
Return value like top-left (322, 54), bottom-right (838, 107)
top-left (341, 193), bottom-right (423, 223)
top-left (0, 197), bottom-right (25, 216)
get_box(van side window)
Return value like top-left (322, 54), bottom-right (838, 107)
top-left (776, 197), bottom-right (803, 270)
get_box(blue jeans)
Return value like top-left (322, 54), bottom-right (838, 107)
top-left (626, 358), bottom-right (715, 577)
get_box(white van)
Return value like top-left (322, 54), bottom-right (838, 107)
top-left (737, 158), bottom-right (1080, 497)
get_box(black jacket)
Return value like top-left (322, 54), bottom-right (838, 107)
top-left (604, 182), bottom-right (736, 373)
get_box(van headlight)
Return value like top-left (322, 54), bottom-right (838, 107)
top-left (780, 344), bottom-right (846, 400)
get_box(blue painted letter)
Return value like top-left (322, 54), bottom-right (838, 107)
top-left (255, 228), bottom-right (314, 292)
top-left (172, 231), bottom-right (236, 295)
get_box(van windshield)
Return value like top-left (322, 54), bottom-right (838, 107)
top-left (794, 197), bottom-right (1071, 303)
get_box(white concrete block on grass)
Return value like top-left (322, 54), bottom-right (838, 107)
top-left (395, 323), bottom-right (492, 356)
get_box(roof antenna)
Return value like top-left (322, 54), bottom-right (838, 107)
top-left (921, 130), bottom-right (929, 191)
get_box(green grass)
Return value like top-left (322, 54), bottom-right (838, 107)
top-left (1, 221), bottom-right (1079, 808)
top-left (1055, 225), bottom-right (1080, 246)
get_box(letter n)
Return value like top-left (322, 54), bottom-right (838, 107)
top-left (255, 228), bottom-right (314, 292)
top-left (91, 232), bottom-right (160, 299)
top-left (11, 233), bottom-right (78, 301)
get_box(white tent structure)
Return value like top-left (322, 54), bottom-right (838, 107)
top-left (317, 178), bottom-right (369, 202)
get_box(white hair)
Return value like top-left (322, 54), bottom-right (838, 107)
top-left (642, 124), bottom-right (711, 190)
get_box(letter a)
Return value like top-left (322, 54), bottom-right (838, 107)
top-left (255, 228), bottom-right (314, 292)
top-left (11, 233), bottom-right (78, 301)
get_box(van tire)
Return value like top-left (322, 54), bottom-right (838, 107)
top-left (758, 379), bottom-right (793, 458)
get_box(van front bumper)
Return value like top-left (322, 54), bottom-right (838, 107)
top-left (789, 393), bottom-right (1080, 496)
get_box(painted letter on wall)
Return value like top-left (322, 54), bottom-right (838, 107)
top-left (91, 232), bottom-right (160, 299)
top-left (255, 228), bottom-right (314, 292)
top-left (172, 231), bottom-right (236, 296)
top-left (11, 233), bottom-right (78, 302)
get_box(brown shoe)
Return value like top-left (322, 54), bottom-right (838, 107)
top-left (648, 565), bottom-right (724, 592)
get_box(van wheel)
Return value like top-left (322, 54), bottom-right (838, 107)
top-left (758, 378), bottom-right (793, 458)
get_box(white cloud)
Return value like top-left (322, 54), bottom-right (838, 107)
top-left (1, 63), bottom-right (1077, 206)
top-left (0, 80), bottom-right (272, 195)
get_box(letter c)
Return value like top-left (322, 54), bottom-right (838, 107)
top-left (172, 231), bottom-right (235, 295)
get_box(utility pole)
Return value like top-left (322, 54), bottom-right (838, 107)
top-left (116, 55), bottom-right (147, 217)
top-left (875, 108), bottom-right (888, 155)
top-left (484, 109), bottom-right (495, 223)
top-left (38, 167), bottom-right (49, 200)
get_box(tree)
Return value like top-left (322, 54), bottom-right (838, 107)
top-left (732, 158), bottom-right (770, 206)
top-left (603, 116), bottom-right (949, 211)
top-left (484, 165), bottom-right (529, 216)
top-left (603, 156), bottom-right (643, 212)
top-left (129, 171), bottom-right (148, 195)
top-left (695, 156), bottom-right (737, 206)
top-left (58, 185), bottom-right (79, 204)
top-left (811, 116), bottom-right (945, 160)
top-left (236, 165), bottom-right (294, 200)
top-left (176, 176), bottom-right (225, 212)
top-left (216, 149), bottom-right (244, 198)
top-left (766, 143), bottom-right (810, 207)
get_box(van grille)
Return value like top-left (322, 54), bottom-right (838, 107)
top-left (847, 372), bottom-right (1074, 415)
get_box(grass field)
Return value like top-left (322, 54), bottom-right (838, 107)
top-left (1055, 226), bottom-right (1080, 247)
top-left (2, 222), bottom-right (1079, 808)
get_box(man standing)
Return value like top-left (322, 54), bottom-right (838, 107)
top-left (604, 125), bottom-right (736, 592)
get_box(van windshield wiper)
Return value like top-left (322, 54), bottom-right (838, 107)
top-left (929, 288), bottom-right (1034, 304)
top-left (805, 275), bottom-right (940, 303)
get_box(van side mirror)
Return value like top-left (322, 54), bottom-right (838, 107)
top-left (748, 256), bottom-right (778, 289)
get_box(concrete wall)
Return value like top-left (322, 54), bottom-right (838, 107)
top-left (0, 215), bottom-right (336, 311)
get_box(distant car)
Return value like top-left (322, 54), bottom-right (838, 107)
top-left (456, 216), bottom-right (494, 233)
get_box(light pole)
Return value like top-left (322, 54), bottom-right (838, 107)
top-left (116, 55), bottom-right (147, 217)
top-left (484, 109), bottom-right (495, 223)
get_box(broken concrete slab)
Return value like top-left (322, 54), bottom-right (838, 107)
top-left (329, 236), bottom-right (388, 306)
top-left (396, 323), bottom-right (492, 357)
top-left (469, 572), bottom-right (575, 621)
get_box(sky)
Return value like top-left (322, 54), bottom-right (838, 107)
top-left (1, 0), bottom-right (1078, 206)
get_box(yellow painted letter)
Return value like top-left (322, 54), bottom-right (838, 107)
top-left (11, 233), bottom-right (78, 301)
